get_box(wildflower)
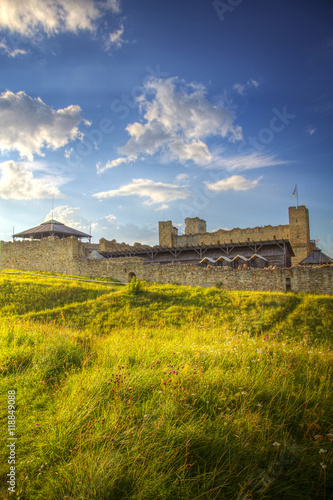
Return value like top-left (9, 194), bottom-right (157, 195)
top-left (319, 449), bottom-right (327, 454)
top-left (320, 463), bottom-right (327, 469)
top-left (241, 391), bottom-right (246, 395)
top-left (257, 403), bottom-right (263, 408)
top-left (273, 442), bottom-right (281, 446)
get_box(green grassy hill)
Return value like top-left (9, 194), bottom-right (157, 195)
top-left (0, 271), bottom-right (332, 499)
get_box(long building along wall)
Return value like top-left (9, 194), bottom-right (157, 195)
top-left (159, 205), bottom-right (315, 265)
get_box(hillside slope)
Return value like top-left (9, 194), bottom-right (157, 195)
top-left (0, 272), bottom-right (332, 499)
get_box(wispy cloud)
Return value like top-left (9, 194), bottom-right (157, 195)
top-left (175, 173), bottom-right (190, 183)
top-left (205, 152), bottom-right (287, 171)
top-left (97, 155), bottom-right (135, 173)
top-left (93, 178), bottom-right (192, 206)
top-left (0, 39), bottom-right (27, 57)
top-left (233, 79), bottom-right (260, 96)
top-left (307, 127), bottom-right (316, 135)
top-left (206, 174), bottom-right (262, 192)
top-left (0, 90), bottom-right (89, 160)
top-left (155, 203), bottom-right (169, 211)
top-left (105, 23), bottom-right (125, 50)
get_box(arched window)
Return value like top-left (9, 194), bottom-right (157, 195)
top-left (128, 272), bottom-right (136, 282)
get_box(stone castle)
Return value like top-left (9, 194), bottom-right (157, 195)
top-left (158, 205), bottom-right (314, 266)
top-left (0, 205), bottom-right (332, 294)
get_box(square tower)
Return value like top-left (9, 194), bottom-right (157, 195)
top-left (159, 221), bottom-right (178, 247)
top-left (184, 217), bottom-right (207, 236)
top-left (288, 205), bottom-right (312, 265)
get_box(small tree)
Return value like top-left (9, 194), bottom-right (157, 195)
top-left (127, 276), bottom-right (142, 296)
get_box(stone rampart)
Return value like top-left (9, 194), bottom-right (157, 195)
top-left (0, 237), bottom-right (81, 274)
top-left (174, 224), bottom-right (289, 247)
top-left (0, 238), bottom-right (332, 294)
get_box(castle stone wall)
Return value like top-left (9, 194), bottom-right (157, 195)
top-left (0, 238), bottom-right (332, 294)
top-left (0, 237), bottom-right (81, 274)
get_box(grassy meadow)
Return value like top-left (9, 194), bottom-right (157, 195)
top-left (0, 271), bottom-right (332, 499)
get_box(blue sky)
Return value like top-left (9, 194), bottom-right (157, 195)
top-left (0, 0), bottom-right (332, 255)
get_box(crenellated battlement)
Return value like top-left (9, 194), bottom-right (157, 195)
top-left (158, 205), bottom-right (314, 265)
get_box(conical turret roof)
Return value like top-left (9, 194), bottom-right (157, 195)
top-left (13, 220), bottom-right (91, 240)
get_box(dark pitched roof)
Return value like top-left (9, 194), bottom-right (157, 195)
top-left (298, 248), bottom-right (332, 265)
top-left (13, 220), bottom-right (91, 240)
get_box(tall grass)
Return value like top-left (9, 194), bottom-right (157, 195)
top-left (0, 272), bottom-right (332, 499)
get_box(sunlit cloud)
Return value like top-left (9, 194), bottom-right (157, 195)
top-left (100, 76), bottom-right (243, 171)
top-left (93, 178), bottom-right (192, 205)
top-left (206, 174), bottom-right (262, 191)
top-left (0, 91), bottom-right (89, 160)
top-left (0, 0), bottom-right (121, 37)
top-left (0, 160), bottom-right (66, 199)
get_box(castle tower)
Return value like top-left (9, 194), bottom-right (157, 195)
top-left (159, 221), bottom-right (178, 247)
top-left (184, 217), bottom-right (207, 236)
top-left (288, 205), bottom-right (313, 265)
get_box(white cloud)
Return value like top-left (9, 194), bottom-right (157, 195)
top-left (169, 139), bottom-right (213, 164)
top-left (97, 155), bottom-right (135, 173)
top-left (0, 91), bottom-right (88, 160)
top-left (104, 214), bottom-right (117, 223)
top-left (208, 152), bottom-right (287, 171)
top-left (121, 119), bottom-right (172, 157)
top-left (206, 175), bottom-right (262, 192)
top-left (0, 160), bottom-right (66, 199)
top-left (233, 79), bottom-right (260, 96)
top-left (175, 173), bottom-right (190, 183)
top-left (100, 76), bottom-right (243, 171)
top-left (155, 204), bottom-right (169, 211)
top-left (141, 78), bottom-right (242, 142)
top-left (105, 23), bottom-right (125, 49)
top-left (307, 127), bottom-right (316, 135)
top-left (93, 178), bottom-right (192, 205)
top-left (0, 0), bottom-right (120, 37)
top-left (100, 77), bottom-right (287, 176)
top-left (45, 205), bottom-right (157, 244)
top-left (0, 39), bottom-right (27, 57)
top-left (45, 206), bottom-right (91, 229)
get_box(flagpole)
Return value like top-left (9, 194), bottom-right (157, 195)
top-left (293, 184), bottom-right (298, 208)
